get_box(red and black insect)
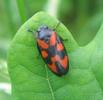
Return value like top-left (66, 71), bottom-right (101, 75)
top-left (35, 24), bottom-right (69, 76)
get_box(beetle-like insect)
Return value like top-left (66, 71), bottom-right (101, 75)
top-left (34, 24), bottom-right (69, 76)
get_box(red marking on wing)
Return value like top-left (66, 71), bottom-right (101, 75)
top-left (51, 55), bottom-right (68, 69)
top-left (48, 63), bottom-right (57, 72)
top-left (57, 43), bottom-right (64, 51)
top-left (51, 55), bottom-right (60, 62)
top-left (50, 32), bottom-right (56, 46)
top-left (37, 39), bottom-right (48, 49)
top-left (41, 51), bottom-right (48, 58)
top-left (60, 56), bottom-right (68, 69)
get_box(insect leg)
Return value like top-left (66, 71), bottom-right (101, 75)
top-left (59, 36), bottom-right (68, 41)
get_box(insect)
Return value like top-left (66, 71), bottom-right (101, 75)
top-left (34, 23), bottom-right (69, 76)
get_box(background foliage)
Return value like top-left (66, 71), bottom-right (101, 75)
top-left (0, 0), bottom-right (103, 99)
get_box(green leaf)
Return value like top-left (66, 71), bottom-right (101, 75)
top-left (8, 12), bottom-right (103, 100)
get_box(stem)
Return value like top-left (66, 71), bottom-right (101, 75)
top-left (16, 0), bottom-right (27, 23)
top-left (45, 0), bottom-right (61, 17)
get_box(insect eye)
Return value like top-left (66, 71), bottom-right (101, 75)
top-left (46, 26), bottom-right (48, 29)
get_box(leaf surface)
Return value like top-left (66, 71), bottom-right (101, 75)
top-left (8, 12), bottom-right (103, 100)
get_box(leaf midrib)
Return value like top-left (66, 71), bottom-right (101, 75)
top-left (45, 65), bottom-right (55, 100)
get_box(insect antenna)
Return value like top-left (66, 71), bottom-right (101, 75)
top-left (54, 22), bottom-right (61, 31)
top-left (27, 29), bottom-right (36, 33)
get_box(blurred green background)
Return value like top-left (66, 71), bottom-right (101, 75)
top-left (0, 0), bottom-right (103, 99)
